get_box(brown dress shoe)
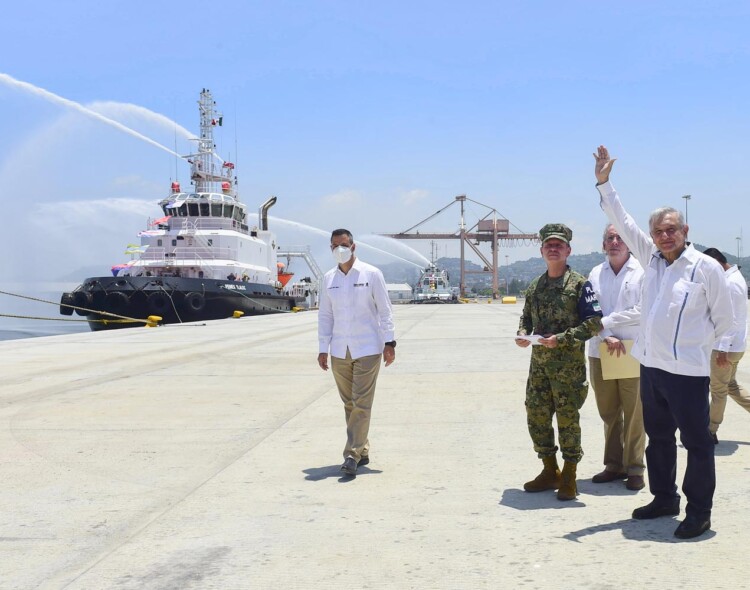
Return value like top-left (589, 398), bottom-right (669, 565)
top-left (626, 475), bottom-right (645, 490)
top-left (591, 470), bottom-right (627, 483)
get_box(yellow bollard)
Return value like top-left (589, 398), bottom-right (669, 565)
top-left (145, 315), bottom-right (162, 327)
top-left (501, 296), bottom-right (517, 304)
top-left (233, 311), bottom-right (245, 318)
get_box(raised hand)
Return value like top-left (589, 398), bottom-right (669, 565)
top-left (593, 145), bottom-right (616, 184)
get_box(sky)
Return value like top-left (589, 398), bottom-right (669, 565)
top-left (2, 0), bottom-right (750, 283)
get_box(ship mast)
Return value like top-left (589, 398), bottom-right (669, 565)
top-left (189, 89), bottom-right (236, 196)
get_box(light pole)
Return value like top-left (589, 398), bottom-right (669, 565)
top-left (682, 194), bottom-right (692, 224)
top-left (737, 236), bottom-right (742, 264)
top-left (505, 255), bottom-right (510, 295)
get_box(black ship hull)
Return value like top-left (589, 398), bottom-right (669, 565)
top-left (60, 276), bottom-right (298, 331)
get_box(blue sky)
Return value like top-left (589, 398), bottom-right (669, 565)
top-left (2, 0), bottom-right (750, 280)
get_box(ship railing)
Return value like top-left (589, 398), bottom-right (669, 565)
top-left (139, 246), bottom-right (240, 261)
top-left (167, 217), bottom-right (244, 232)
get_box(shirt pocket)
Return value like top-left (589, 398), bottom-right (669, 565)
top-left (671, 278), bottom-right (704, 310)
top-left (622, 281), bottom-right (642, 307)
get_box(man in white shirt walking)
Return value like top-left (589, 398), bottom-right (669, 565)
top-left (702, 247), bottom-right (750, 443)
top-left (587, 224), bottom-right (646, 491)
top-left (594, 145), bottom-right (733, 539)
top-left (318, 229), bottom-right (396, 477)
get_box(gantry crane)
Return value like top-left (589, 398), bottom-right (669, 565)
top-left (381, 195), bottom-right (538, 298)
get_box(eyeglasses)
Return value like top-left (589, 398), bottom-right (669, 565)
top-left (604, 234), bottom-right (623, 243)
top-left (652, 227), bottom-right (681, 239)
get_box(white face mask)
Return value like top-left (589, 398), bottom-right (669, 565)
top-left (333, 245), bottom-right (353, 264)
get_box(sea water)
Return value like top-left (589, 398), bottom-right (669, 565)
top-left (0, 285), bottom-right (89, 341)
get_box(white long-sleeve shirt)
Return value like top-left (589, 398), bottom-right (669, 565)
top-left (586, 255), bottom-right (644, 359)
top-left (713, 265), bottom-right (748, 353)
top-left (318, 258), bottom-right (395, 359)
top-left (597, 181), bottom-right (733, 376)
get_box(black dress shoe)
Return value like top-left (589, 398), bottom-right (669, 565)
top-left (592, 470), bottom-right (627, 483)
top-left (340, 457), bottom-right (357, 476)
top-left (625, 475), bottom-right (645, 491)
top-left (357, 456), bottom-right (369, 467)
top-left (674, 516), bottom-right (711, 539)
top-left (632, 499), bottom-right (680, 520)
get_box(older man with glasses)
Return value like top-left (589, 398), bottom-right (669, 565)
top-left (593, 146), bottom-right (734, 539)
top-left (587, 224), bottom-right (646, 492)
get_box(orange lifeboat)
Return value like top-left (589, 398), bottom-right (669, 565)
top-left (277, 262), bottom-right (294, 288)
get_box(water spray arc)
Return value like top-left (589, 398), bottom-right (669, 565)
top-left (0, 72), bottom-right (189, 159)
top-left (259, 215), bottom-right (428, 269)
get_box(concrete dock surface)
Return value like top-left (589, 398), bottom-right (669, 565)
top-left (1, 304), bottom-right (748, 589)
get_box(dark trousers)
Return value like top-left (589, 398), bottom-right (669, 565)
top-left (640, 366), bottom-right (715, 519)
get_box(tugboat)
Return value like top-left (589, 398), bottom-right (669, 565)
top-left (411, 241), bottom-right (458, 303)
top-left (60, 89), bottom-right (298, 330)
top-left (413, 263), bottom-right (458, 303)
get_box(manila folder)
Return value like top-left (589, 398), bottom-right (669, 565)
top-left (598, 340), bottom-right (640, 380)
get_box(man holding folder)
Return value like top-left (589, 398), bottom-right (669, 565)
top-left (587, 224), bottom-right (646, 491)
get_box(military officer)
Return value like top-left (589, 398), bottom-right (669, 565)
top-left (515, 223), bottom-right (603, 501)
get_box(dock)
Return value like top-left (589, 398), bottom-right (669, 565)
top-left (1, 304), bottom-right (748, 589)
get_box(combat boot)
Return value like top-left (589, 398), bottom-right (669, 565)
top-left (557, 461), bottom-right (578, 501)
top-left (523, 456), bottom-right (561, 492)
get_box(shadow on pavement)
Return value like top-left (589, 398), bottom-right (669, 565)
top-left (562, 517), bottom-right (717, 544)
top-left (303, 464), bottom-right (383, 482)
top-left (500, 488), bottom-right (718, 543)
top-left (714, 440), bottom-right (750, 457)
top-left (499, 488), bottom-right (586, 510)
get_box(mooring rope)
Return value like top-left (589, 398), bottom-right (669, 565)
top-left (0, 289), bottom-right (154, 325)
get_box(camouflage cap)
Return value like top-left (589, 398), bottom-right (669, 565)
top-left (539, 223), bottom-right (573, 244)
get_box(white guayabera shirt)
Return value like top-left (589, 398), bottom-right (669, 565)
top-left (597, 180), bottom-right (734, 377)
top-left (318, 258), bottom-right (395, 359)
top-left (586, 255), bottom-right (644, 360)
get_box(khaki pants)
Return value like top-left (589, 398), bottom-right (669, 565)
top-left (588, 357), bottom-right (645, 476)
top-left (331, 349), bottom-right (382, 462)
top-left (709, 350), bottom-right (750, 434)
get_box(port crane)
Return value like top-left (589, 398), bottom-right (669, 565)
top-left (381, 195), bottom-right (538, 298)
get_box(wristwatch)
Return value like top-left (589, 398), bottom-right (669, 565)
top-left (385, 341), bottom-right (396, 348)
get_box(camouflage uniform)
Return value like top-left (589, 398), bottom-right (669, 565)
top-left (519, 267), bottom-right (602, 463)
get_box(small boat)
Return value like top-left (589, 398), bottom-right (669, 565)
top-left (413, 262), bottom-right (459, 303)
top-left (60, 89), bottom-right (299, 330)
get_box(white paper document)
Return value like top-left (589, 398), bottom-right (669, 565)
top-left (514, 334), bottom-right (543, 345)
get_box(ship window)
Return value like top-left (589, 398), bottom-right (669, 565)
top-left (199, 203), bottom-right (210, 216)
top-left (211, 203), bottom-right (222, 217)
top-left (188, 203), bottom-right (199, 216)
top-left (177, 204), bottom-right (187, 217)
top-left (157, 239), bottom-right (163, 246)
top-left (207, 239), bottom-right (213, 246)
top-left (224, 205), bottom-right (234, 218)
top-left (172, 239), bottom-right (177, 246)
top-left (233, 207), bottom-right (243, 221)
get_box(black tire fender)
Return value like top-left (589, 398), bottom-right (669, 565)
top-left (185, 292), bottom-right (205, 313)
top-left (148, 292), bottom-right (170, 313)
top-left (73, 291), bottom-right (93, 315)
top-left (60, 292), bottom-right (75, 316)
top-left (105, 291), bottom-right (130, 311)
